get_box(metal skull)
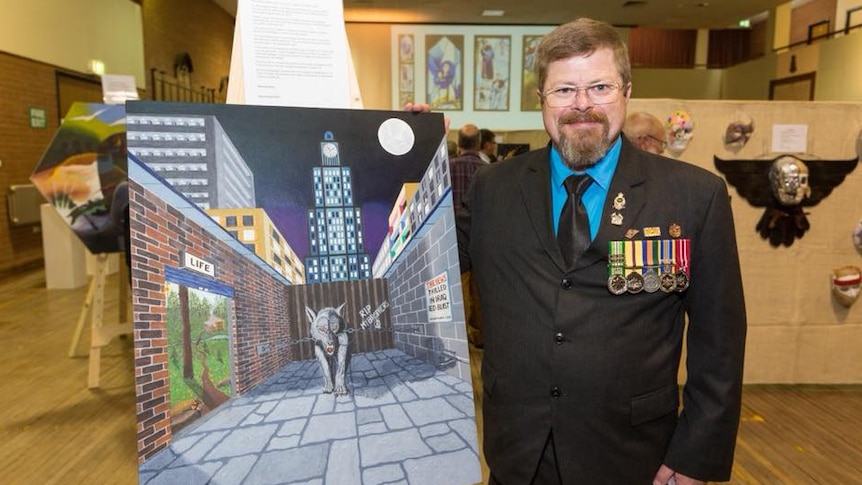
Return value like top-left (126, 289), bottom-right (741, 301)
top-left (769, 156), bottom-right (811, 206)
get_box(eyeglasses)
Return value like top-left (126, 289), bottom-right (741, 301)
top-left (541, 82), bottom-right (627, 108)
top-left (643, 134), bottom-right (667, 150)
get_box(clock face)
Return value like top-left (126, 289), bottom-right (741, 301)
top-left (323, 142), bottom-right (338, 158)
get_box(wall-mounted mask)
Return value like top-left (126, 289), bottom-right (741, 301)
top-left (724, 118), bottom-right (754, 153)
top-left (665, 110), bottom-right (694, 156)
top-left (853, 218), bottom-right (862, 254)
top-left (831, 266), bottom-right (861, 307)
top-left (769, 156), bottom-right (811, 206)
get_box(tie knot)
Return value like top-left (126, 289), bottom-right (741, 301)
top-left (564, 174), bottom-right (593, 196)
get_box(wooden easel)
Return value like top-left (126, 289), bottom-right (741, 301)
top-left (68, 253), bottom-right (133, 389)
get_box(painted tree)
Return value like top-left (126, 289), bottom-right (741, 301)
top-left (179, 285), bottom-right (193, 379)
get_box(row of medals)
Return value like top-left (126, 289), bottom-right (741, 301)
top-left (607, 257), bottom-right (690, 295)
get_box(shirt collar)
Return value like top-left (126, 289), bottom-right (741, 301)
top-left (549, 136), bottom-right (622, 191)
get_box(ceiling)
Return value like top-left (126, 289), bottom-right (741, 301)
top-left (210, 0), bottom-right (794, 30)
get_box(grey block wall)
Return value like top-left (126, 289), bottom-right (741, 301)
top-left (387, 207), bottom-right (470, 381)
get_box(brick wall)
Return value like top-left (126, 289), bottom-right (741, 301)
top-left (0, 52), bottom-right (63, 273)
top-left (130, 179), bottom-right (294, 462)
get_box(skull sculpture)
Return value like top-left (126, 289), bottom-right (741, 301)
top-left (769, 156), bottom-right (811, 206)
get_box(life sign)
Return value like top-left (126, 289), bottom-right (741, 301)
top-left (182, 252), bottom-right (215, 277)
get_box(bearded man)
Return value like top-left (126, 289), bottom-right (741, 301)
top-left (455, 17), bottom-right (747, 485)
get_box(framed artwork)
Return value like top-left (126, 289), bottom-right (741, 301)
top-left (473, 35), bottom-right (510, 111)
top-left (398, 34), bottom-right (414, 63)
top-left (521, 35), bottom-right (543, 111)
top-left (807, 20), bottom-right (829, 43)
top-left (426, 34), bottom-right (464, 110)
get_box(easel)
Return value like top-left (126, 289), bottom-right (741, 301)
top-left (68, 253), bottom-right (133, 389)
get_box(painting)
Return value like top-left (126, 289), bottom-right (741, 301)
top-left (129, 101), bottom-right (480, 485)
top-left (473, 35), bottom-right (510, 111)
top-left (521, 35), bottom-right (543, 111)
top-left (426, 34), bottom-right (464, 110)
top-left (30, 102), bottom-right (128, 254)
top-left (164, 275), bottom-right (234, 434)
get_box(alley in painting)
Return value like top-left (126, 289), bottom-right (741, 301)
top-left (140, 349), bottom-right (480, 485)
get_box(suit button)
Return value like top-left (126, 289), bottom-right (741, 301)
top-left (561, 278), bottom-right (572, 289)
top-left (554, 333), bottom-right (564, 344)
top-left (551, 387), bottom-right (561, 398)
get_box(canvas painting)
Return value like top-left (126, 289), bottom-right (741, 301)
top-left (30, 102), bottom-right (128, 254)
top-left (473, 35), bottom-right (510, 111)
top-left (521, 35), bottom-right (543, 111)
top-left (426, 34), bottom-right (464, 110)
top-left (128, 101), bottom-right (480, 485)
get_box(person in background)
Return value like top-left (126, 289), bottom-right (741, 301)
top-left (446, 17), bottom-right (746, 485)
top-left (623, 111), bottom-right (668, 154)
top-left (447, 139), bottom-right (458, 159)
top-left (449, 123), bottom-right (486, 349)
top-left (479, 128), bottom-right (499, 163)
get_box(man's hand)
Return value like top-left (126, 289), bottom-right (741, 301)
top-left (653, 464), bottom-right (706, 485)
top-left (403, 102), bottom-right (450, 131)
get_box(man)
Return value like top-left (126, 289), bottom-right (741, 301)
top-left (479, 128), bottom-right (499, 163)
top-left (624, 111), bottom-right (668, 154)
top-left (457, 18), bottom-right (746, 485)
top-left (450, 124), bottom-right (486, 348)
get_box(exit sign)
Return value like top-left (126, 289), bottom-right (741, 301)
top-left (29, 107), bottom-right (47, 128)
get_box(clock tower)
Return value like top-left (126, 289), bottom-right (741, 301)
top-left (305, 131), bottom-right (371, 283)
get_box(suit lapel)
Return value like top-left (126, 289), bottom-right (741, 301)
top-left (575, 138), bottom-right (647, 270)
top-left (518, 147), bottom-right (569, 271)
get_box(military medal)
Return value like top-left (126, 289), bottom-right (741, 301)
top-left (674, 238), bottom-right (691, 292)
top-left (642, 239), bottom-right (660, 293)
top-left (626, 272), bottom-right (644, 293)
top-left (625, 228), bottom-right (639, 239)
top-left (624, 240), bottom-right (644, 293)
top-left (659, 239), bottom-right (676, 293)
top-left (611, 212), bottom-right (623, 226)
top-left (669, 222), bottom-right (682, 238)
top-left (607, 241), bottom-right (628, 295)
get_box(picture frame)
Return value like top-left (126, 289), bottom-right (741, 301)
top-left (473, 35), bottom-right (510, 111)
top-left (426, 34), bottom-right (464, 110)
top-left (807, 20), bottom-right (830, 43)
top-left (521, 35), bottom-right (543, 111)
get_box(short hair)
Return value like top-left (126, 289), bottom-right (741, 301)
top-left (480, 128), bottom-right (496, 147)
top-left (457, 124), bottom-right (481, 151)
top-left (536, 18), bottom-right (631, 93)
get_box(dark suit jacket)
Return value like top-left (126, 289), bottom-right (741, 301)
top-left (458, 137), bottom-right (746, 484)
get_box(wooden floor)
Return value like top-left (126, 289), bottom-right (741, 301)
top-left (1, 264), bottom-right (860, 484)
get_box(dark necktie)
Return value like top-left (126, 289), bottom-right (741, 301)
top-left (557, 174), bottom-right (593, 267)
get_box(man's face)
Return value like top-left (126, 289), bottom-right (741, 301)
top-left (540, 48), bottom-right (630, 170)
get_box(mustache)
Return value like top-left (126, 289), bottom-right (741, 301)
top-left (558, 112), bottom-right (607, 125)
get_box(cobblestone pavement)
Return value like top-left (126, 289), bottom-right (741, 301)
top-left (140, 349), bottom-right (481, 485)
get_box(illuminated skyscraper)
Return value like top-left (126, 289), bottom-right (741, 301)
top-left (305, 131), bottom-right (371, 283)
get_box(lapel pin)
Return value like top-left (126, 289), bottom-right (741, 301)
top-left (644, 226), bottom-right (661, 237)
top-left (669, 223), bottom-right (682, 238)
top-left (613, 192), bottom-right (626, 211)
top-left (611, 212), bottom-right (624, 226)
top-left (625, 228), bottom-right (639, 239)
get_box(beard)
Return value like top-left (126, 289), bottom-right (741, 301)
top-left (555, 111), bottom-right (612, 171)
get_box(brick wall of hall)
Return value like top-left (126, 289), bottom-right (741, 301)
top-left (130, 180), bottom-right (293, 462)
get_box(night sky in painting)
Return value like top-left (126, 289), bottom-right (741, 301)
top-left (126, 101), bottom-right (446, 261)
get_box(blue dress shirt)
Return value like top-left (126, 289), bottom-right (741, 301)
top-left (550, 136), bottom-right (622, 240)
